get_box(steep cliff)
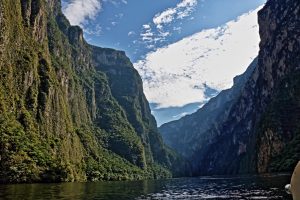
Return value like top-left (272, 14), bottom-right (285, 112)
top-left (91, 47), bottom-right (184, 174)
top-left (160, 0), bottom-right (300, 175)
top-left (0, 0), bottom-right (180, 183)
top-left (160, 59), bottom-right (257, 159)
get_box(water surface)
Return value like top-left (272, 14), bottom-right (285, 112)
top-left (0, 174), bottom-right (292, 200)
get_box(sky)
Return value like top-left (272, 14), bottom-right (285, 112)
top-left (62, 0), bottom-right (266, 126)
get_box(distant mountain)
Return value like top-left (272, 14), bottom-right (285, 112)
top-left (0, 0), bottom-right (183, 183)
top-left (160, 0), bottom-right (300, 175)
top-left (160, 59), bottom-right (257, 158)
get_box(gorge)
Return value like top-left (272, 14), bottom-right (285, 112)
top-left (0, 0), bottom-right (299, 187)
top-left (0, 0), bottom-right (184, 183)
top-left (160, 0), bottom-right (300, 176)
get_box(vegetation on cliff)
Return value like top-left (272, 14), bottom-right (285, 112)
top-left (0, 0), bottom-right (183, 183)
top-left (160, 0), bottom-right (300, 175)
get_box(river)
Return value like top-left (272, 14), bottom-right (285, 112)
top-left (0, 174), bottom-right (292, 199)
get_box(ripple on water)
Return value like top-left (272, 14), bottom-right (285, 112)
top-left (136, 180), bottom-right (289, 200)
top-left (0, 174), bottom-right (292, 200)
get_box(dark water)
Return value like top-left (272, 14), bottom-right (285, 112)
top-left (0, 174), bottom-right (292, 200)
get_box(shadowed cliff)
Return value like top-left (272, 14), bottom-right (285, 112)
top-left (0, 0), bottom-right (185, 183)
top-left (160, 0), bottom-right (300, 175)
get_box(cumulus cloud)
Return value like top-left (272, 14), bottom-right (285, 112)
top-left (134, 6), bottom-right (262, 108)
top-left (63, 0), bottom-right (101, 26)
top-left (137, 0), bottom-right (198, 52)
top-left (143, 24), bottom-right (151, 29)
top-left (140, 24), bottom-right (154, 41)
top-left (139, 24), bottom-right (171, 48)
top-left (153, 0), bottom-right (197, 30)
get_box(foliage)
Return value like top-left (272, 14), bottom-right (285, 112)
top-left (259, 71), bottom-right (300, 172)
top-left (0, 0), bottom-right (179, 183)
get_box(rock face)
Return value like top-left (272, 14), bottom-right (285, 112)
top-left (160, 0), bottom-right (300, 175)
top-left (0, 0), bottom-right (181, 183)
top-left (160, 59), bottom-right (257, 159)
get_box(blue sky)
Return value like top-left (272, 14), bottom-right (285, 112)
top-left (62, 0), bottom-right (265, 61)
top-left (62, 0), bottom-right (266, 126)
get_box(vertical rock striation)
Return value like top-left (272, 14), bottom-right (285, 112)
top-left (0, 0), bottom-right (182, 183)
top-left (160, 0), bottom-right (300, 175)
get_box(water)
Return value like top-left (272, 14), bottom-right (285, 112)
top-left (0, 174), bottom-right (292, 200)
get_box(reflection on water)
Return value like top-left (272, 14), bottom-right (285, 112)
top-left (0, 174), bottom-right (292, 200)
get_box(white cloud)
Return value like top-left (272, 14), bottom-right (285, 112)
top-left (159, 31), bottom-right (170, 37)
top-left (63, 0), bottom-right (102, 26)
top-left (143, 24), bottom-right (151, 29)
top-left (105, 0), bottom-right (127, 6)
top-left (128, 31), bottom-right (136, 36)
top-left (153, 0), bottom-right (197, 30)
top-left (153, 8), bottom-right (177, 29)
top-left (140, 24), bottom-right (155, 42)
top-left (137, 0), bottom-right (198, 51)
top-left (84, 24), bottom-right (102, 36)
top-left (173, 27), bottom-right (182, 33)
top-left (139, 24), bottom-right (171, 46)
top-left (141, 32), bottom-right (154, 41)
top-left (134, 6), bottom-right (262, 108)
top-left (146, 44), bottom-right (155, 49)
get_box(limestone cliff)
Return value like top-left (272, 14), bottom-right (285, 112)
top-left (160, 59), bottom-right (257, 159)
top-left (0, 0), bottom-right (181, 183)
top-left (160, 0), bottom-right (300, 175)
